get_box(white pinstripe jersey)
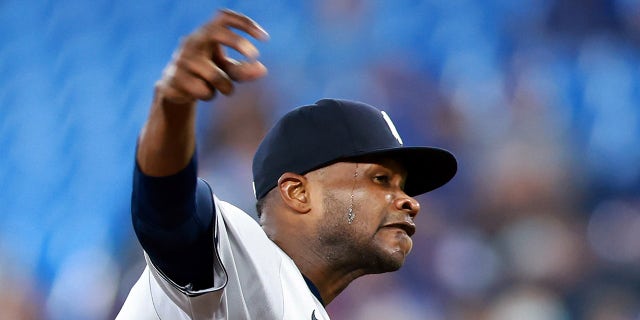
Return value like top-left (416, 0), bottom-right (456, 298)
top-left (117, 194), bottom-right (330, 320)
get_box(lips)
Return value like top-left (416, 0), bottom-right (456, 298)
top-left (383, 220), bottom-right (416, 237)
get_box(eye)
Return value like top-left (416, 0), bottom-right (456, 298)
top-left (373, 175), bottom-right (390, 184)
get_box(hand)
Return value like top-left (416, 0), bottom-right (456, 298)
top-left (156, 9), bottom-right (269, 105)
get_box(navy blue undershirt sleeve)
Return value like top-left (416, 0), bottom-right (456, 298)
top-left (131, 154), bottom-right (215, 290)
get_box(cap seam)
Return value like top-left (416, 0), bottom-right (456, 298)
top-left (332, 99), bottom-right (357, 154)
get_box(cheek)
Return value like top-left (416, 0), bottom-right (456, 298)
top-left (385, 194), bottom-right (393, 203)
top-left (353, 193), bottom-right (390, 231)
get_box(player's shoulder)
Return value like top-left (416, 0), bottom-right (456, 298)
top-left (198, 177), bottom-right (260, 227)
top-left (212, 193), bottom-right (269, 248)
top-left (214, 195), bottom-right (259, 224)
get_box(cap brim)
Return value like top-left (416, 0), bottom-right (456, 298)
top-left (355, 146), bottom-right (457, 196)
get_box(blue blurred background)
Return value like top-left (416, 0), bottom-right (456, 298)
top-left (2, 0), bottom-right (640, 319)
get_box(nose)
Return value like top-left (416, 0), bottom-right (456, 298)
top-left (394, 194), bottom-right (420, 218)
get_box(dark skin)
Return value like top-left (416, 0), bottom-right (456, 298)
top-left (137, 9), bottom-right (420, 306)
top-left (261, 158), bottom-right (420, 304)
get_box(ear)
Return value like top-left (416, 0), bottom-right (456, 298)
top-left (277, 172), bottom-right (311, 213)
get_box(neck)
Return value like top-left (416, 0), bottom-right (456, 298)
top-left (272, 238), bottom-right (366, 305)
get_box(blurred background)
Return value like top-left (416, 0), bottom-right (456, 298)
top-left (2, 0), bottom-right (640, 319)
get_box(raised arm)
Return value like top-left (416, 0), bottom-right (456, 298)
top-left (137, 9), bottom-right (269, 176)
top-left (131, 10), bottom-right (269, 290)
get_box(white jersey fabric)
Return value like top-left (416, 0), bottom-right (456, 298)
top-left (117, 194), bottom-right (330, 320)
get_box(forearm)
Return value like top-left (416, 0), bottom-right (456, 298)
top-left (137, 88), bottom-right (198, 177)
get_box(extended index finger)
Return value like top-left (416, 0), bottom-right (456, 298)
top-left (213, 9), bottom-right (270, 41)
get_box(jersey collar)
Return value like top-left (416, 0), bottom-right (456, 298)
top-left (302, 274), bottom-right (325, 306)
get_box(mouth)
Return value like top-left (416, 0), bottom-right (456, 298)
top-left (383, 221), bottom-right (416, 237)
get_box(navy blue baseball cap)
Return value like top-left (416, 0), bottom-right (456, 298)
top-left (252, 99), bottom-right (457, 200)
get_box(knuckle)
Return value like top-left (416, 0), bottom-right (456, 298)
top-left (179, 34), bottom-right (201, 51)
top-left (173, 57), bottom-right (192, 71)
top-left (188, 81), bottom-right (212, 100)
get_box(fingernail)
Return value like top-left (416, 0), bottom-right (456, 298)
top-left (257, 26), bottom-right (270, 40)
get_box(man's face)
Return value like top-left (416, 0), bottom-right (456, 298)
top-left (308, 156), bottom-right (420, 274)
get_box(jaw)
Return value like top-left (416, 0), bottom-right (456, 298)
top-left (378, 227), bottom-right (413, 255)
top-left (367, 229), bottom-right (414, 273)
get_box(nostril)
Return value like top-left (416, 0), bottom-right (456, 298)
top-left (395, 197), bottom-right (420, 217)
top-left (406, 198), bottom-right (420, 218)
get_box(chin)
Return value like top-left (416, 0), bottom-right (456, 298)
top-left (384, 259), bottom-right (404, 273)
top-left (365, 248), bottom-right (407, 274)
top-left (364, 236), bottom-right (412, 273)
top-left (387, 250), bottom-right (408, 271)
top-left (374, 258), bottom-right (404, 274)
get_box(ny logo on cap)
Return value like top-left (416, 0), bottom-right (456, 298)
top-left (381, 111), bottom-right (403, 145)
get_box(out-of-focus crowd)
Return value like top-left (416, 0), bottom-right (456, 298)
top-left (1, 0), bottom-right (639, 319)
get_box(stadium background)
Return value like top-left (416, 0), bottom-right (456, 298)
top-left (2, 0), bottom-right (640, 319)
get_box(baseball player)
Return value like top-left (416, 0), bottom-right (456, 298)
top-left (117, 9), bottom-right (457, 319)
